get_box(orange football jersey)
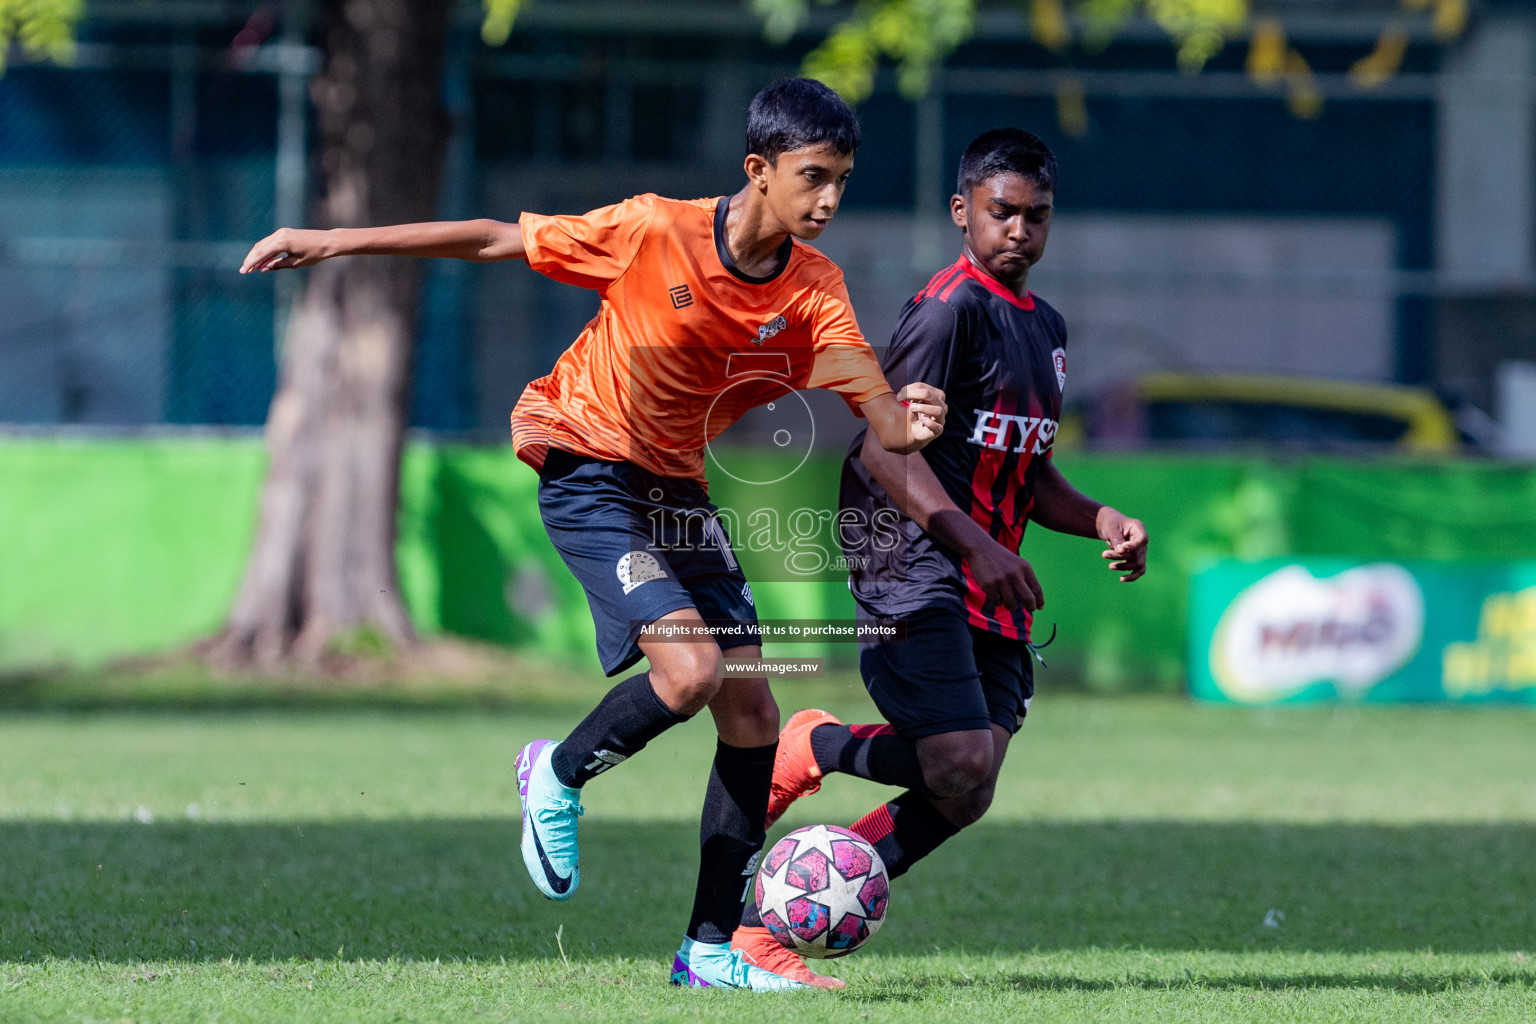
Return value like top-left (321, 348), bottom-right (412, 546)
top-left (509, 193), bottom-right (892, 483)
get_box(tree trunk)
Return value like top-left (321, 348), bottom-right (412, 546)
top-left (213, 0), bottom-right (453, 669)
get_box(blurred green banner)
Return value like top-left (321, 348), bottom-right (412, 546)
top-left (1, 437), bottom-right (1534, 691)
top-left (1190, 559), bottom-right (1536, 705)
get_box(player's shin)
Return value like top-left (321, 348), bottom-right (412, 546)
top-left (811, 722), bottom-right (930, 791)
top-left (849, 790), bottom-right (960, 879)
top-left (685, 739), bottom-right (776, 943)
top-left (549, 671), bottom-right (691, 788)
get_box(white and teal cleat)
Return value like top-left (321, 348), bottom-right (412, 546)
top-left (669, 937), bottom-right (807, 991)
top-left (516, 739), bottom-right (584, 900)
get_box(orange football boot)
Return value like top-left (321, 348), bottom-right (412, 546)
top-left (731, 925), bottom-right (846, 989)
top-left (767, 708), bottom-right (841, 828)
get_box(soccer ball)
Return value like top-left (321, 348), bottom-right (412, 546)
top-left (754, 824), bottom-right (889, 958)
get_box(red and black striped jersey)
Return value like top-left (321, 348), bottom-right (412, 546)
top-left (838, 255), bottom-right (1067, 641)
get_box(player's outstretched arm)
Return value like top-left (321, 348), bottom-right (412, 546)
top-left (859, 428), bottom-right (1044, 612)
top-left (1030, 460), bottom-right (1148, 582)
top-left (860, 384), bottom-right (947, 455)
top-left (240, 219), bottom-right (527, 274)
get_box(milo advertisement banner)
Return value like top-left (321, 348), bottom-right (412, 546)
top-left (1190, 560), bottom-right (1536, 705)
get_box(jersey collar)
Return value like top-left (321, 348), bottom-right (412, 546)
top-left (957, 254), bottom-right (1035, 310)
top-left (714, 196), bottom-right (794, 285)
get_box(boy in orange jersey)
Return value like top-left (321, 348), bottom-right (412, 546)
top-left (242, 79), bottom-right (946, 991)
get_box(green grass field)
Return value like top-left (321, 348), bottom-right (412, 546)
top-left (2, 671), bottom-right (1534, 1022)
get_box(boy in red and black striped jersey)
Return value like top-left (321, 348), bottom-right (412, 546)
top-left (736, 129), bottom-right (1149, 974)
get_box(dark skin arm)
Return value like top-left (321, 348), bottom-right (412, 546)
top-left (860, 429), bottom-right (1045, 611)
top-left (860, 436), bottom-right (1149, 612)
top-left (1030, 459), bottom-right (1148, 582)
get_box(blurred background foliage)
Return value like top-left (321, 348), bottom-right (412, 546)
top-left (0, 0), bottom-right (82, 72)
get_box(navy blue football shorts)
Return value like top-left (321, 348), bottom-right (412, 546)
top-left (537, 448), bottom-right (760, 676)
top-left (857, 605), bottom-right (1034, 738)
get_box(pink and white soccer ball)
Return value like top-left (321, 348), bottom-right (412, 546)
top-left (754, 824), bottom-right (890, 958)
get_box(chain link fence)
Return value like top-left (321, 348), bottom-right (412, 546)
top-left (3, 8), bottom-right (1511, 443)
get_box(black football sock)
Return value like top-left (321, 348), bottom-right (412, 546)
top-left (811, 723), bottom-right (930, 793)
top-left (849, 790), bottom-right (960, 879)
top-left (739, 898), bottom-right (763, 930)
top-left (686, 740), bottom-right (776, 943)
top-left (550, 672), bottom-right (691, 788)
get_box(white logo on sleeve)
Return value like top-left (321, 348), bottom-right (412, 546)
top-left (1051, 347), bottom-right (1067, 392)
top-left (741, 582), bottom-right (755, 606)
top-left (617, 551), bottom-right (667, 594)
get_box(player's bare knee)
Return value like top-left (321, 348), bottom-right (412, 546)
top-left (709, 674), bottom-right (780, 746)
top-left (923, 764), bottom-right (987, 799)
top-left (736, 690), bottom-right (781, 738)
top-left (923, 772), bottom-right (966, 799)
top-left (915, 730), bottom-right (993, 797)
top-left (672, 679), bottom-right (721, 715)
top-left (652, 645), bottom-right (722, 713)
top-left (921, 744), bottom-right (993, 798)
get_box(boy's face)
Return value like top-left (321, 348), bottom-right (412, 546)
top-left (951, 172), bottom-right (1053, 291)
top-left (748, 143), bottom-right (855, 241)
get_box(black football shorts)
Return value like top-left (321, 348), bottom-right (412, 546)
top-left (858, 604), bottom-right (1034, 737)
top-left (537, 448), bottom-right (760, 676)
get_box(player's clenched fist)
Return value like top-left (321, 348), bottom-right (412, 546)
top-left (240, 228), bottom-right (333, 274)
top-left (898, 382), bottom-right (947, 446)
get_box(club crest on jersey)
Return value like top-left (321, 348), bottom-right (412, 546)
top-left (968, 410), bottom-right (1060, 455)
top-left (1051, 348), bottom-right (1067, 392)
top-left (754, 314), bottom-right (788, 345)
top-left (617, 551), bottom-right (667, 594)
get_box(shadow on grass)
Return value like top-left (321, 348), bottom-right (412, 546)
top-left (0, 664), bottom-right (882, 715)
top-left (0, 668), bottom-right (879, 717)
top-left (851, 971), bottom-right (1536, 1001)
top-left (3, 820), bottom-right (1533, 969)
top-left (0, 669), bottom-right (609, 715)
